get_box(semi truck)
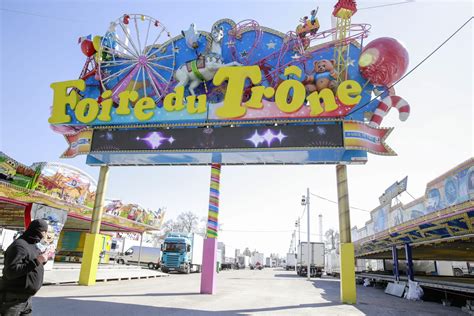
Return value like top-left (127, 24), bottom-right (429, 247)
top-left (115, 246), bottom-right (161, 269)
top-left (325, 249), bottom-right (340, 276)
top-left (265, 257), bottom-right (273, 268)
top-left (250, 252), bottom-right (264, 270)
top-left (297, 242), bottom-right (324, 277)
top-left (286, 253), bottom-right (296, 271)
top-left (160, 232), bottom-right (204, 274)
top-left (236, 255), bottom-right (250, 269)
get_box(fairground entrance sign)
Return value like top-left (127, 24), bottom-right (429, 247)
top-left (49, 0), bottom-right (411, 304)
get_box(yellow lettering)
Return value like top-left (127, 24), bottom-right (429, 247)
top-left (75, 98), bottom-right (99, 123)
top-left (337, 80), bottom-right (362, 106)
top-left (245, 86), bottom-right (265, 109)
top-left (275, 80), bottom-right (306, 113)
top-left (164, 86), bottom-right (185, 112)
top-left (213, 66), bottom-right (261, 118)
top-left (48, 80), bottom-right (84, 124)
top-left (97, 90), bottom-right (113, 121)
top-left (134, 97), bottom-right (156, 121)
top-left (307, 89), bottom-right (338, 116)
top-left (186, 94), bottom-right (207, 114)
top-left (116, 91), bottom-right (138, 115)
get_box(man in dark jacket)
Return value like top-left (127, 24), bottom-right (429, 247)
top-left (0, 219), bottom-right (50, 316)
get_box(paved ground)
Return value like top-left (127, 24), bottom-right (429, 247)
top-left (1, 263), bottom-right (167, 285)
top-left (30, 268), bottom-right (464, 315)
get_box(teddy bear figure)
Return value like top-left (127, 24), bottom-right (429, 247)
top-left (303, 59), bottom-right (338, 94)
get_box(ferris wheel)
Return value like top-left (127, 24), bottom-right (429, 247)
top-left (98, 14), bottom-right (176, 103)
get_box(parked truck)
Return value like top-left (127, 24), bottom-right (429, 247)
top-left (250, 252), bottom-right (264, 270)
top-left (160, 232), bottom-right (204, 274)
top-left (265, 257), bottom-right (273, 268)
top-left (325, 249), bottom-right (340, 276)
top-left (236, 255), bottom-right (250, 269)
top-left (286, 253), bottom-right (296, 271)
top-left (115, 246), bottom-right (161, 269)
top-left (297, 242), bottom-right (324, 277)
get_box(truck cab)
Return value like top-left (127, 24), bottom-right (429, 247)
top-left (160, 232), bottom-right (203, 274)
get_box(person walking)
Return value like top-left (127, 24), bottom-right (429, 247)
top-left (0, 219), bottom-right (50, 316)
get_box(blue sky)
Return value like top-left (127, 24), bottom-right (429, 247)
top-left (1, 0), bottom-right (472, 255)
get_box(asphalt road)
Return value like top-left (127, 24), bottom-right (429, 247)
top-left (31, 268), bottom-right (465, 315)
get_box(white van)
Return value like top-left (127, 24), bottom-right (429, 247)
top-left (115, 246), bottom-right (161, 269)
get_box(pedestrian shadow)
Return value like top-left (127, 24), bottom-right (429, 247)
top-left (32, 296), bottom-right (343, 316)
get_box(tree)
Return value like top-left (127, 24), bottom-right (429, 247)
top-left (324, 229), bottom-right (340, 251)
top-left (160, 211), bottom-right (204, 240)
top-left (177, 211), bottom-right (200, 233)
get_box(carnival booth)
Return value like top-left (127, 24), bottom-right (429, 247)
top-left (352, 159), bottom-right (474, 280)
top-left (0, 152), bottom-right (165, 267)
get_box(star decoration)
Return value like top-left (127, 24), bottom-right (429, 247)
top-left (266, 41), bottom-right (276, 49)
top-left (316, 126), bottom-right (326, 135)
top-left (137, 132), bottom-right (174, 149)
top-left (246, 129), bottom-right (287, 147)
top-left (240, 50), bottom-right (248, 58)
top-left (346, 57), bottom-right (355, 67)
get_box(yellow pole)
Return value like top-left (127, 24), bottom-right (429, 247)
top-left (79, 165), bottom-right (110, 285)
top-left (336, 164), bottom-right (356, 304)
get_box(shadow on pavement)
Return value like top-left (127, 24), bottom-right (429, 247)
top-left (273, 273), bottom-right (300, 278)
top-left (312, 277), bottom-right (465, 316)
top-left (33, 296), bottom-right (342, 316)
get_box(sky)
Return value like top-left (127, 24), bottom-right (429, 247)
top-left (1, 0), bottom-right (473, 256)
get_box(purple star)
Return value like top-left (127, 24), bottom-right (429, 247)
top-left (246, 130), bottom-right (264, 147)
top-left (141, 132), bottom-right (167, 149)
top-left (275, 130), bottom-right (287, 142)
top-left (262, 129), bottom-right (276, 146)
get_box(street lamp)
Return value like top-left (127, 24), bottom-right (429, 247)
top-left (301, 188), bottom-right (311, 281)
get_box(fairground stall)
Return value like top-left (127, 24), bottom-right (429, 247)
top-left (352, 158), bottom-right (474, 294)
top-left (48, 0), bottom-right (412, 302)
top-left (0, 152), bottom-right (165, 268)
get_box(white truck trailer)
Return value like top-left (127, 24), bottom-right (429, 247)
top-left (237, 255), bottom-right (250, 269)
top-left (325, 249), bottom-right (340, 276)
top-left (250, 252), bottom-right (264, 270)
top-left (265, 257), bottom-right (273, 268)
top-left (297, 242), bottom-right (324, 277)
top-left (286, 253), bottom-right (296, 270)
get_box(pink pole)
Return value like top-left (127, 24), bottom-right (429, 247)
top-left (200, 163), bottom-right (221, 294)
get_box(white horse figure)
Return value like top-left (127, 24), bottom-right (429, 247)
top-left (174, 25), bottom-right (241, 96)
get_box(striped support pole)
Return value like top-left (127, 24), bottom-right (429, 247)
top-left (201, 163), bottom-right (221, 294)
top-left (207, 164), bottom-right (221, 238)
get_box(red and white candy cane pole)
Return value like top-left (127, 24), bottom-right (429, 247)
top-left (369, 95), bottom-right (410, 128)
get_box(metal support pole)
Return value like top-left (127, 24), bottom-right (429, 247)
top-left (306, 188), bottom-right (311, 281)
top-left (318, 214), bottom-right (323, 243)
top-left (336, 164), bottom-right (356, 304)
top-left (392, 245), bottom-right (400, 282)
top-left (405, 243), bottom-right (414, 281)
top-left (138, 232), bottom-right (143, 267)
top-left (298, 219), bottom-right (301, 247)
top-left (90, 166), bottom-right (109, 234)
top-left (79, 165), bottom-right (110, 285)
top-left (294, 231), bottom-right (297, 273)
